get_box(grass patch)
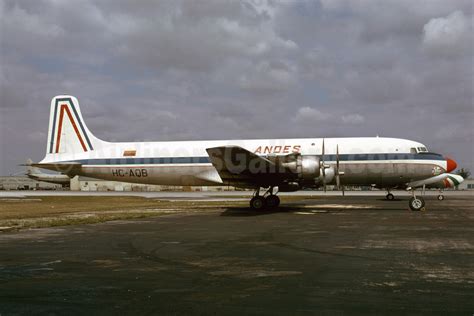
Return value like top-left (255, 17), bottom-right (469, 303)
top-left (0, 195), bottom-right (315, 231)
top-left (0, 196), bottom-right (247, 230)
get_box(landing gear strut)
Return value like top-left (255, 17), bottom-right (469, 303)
top-left (249, 187), bottom-right (280, 210)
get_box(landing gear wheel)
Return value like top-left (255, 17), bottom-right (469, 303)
top-left (386, 193), bottom-right (395, 200)
top-left (250, 196), bottom-right (266, 210)
top-left (409, 196), bottom-right (425, 211)
top-left (265, 195), bottom-right (280, 208)
top-left (437, 195), bottom-right (445, 201)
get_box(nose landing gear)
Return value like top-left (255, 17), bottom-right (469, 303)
top-left (385, 191), bottom-right (395, 200)
top-left (437, 189), bottom-right (445, 201)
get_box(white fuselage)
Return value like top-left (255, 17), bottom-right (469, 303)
top-left (41, 137), bottom-right (448, 188)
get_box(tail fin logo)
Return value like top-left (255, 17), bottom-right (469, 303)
top-left (49, 97), bottom-right (94, 154)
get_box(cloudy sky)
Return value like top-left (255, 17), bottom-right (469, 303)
top-left (0, 0), bottom-right (473, 175)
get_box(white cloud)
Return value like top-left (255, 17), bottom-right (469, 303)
top-left (3, 4), bottom-right (65, 38)
top-left (423, 11), bottom-right (472, 56)
top-left (239, 60), bottom-right (297, 93)
top-left (0, 0), bottom-right (472, 174)
top-left (293, 107), bottom-right (331, 123)
top-left (342, 114), bottom-right (365, 124)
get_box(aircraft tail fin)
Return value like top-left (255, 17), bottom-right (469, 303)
top-left (44, 95), bottom-right (107, 157)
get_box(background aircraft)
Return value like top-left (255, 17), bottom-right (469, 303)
top-left (25, 159), bottom-right (70, 186)
top-left (32, 96), bottom-right (463, 211)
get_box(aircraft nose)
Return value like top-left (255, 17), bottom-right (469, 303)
top-left (446, 158), bottom-right (457, 172)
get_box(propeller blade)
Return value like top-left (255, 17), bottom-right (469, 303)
top-left (322, 139), bottom-right (326, 192)
top-left (321, 138), bottom-right (325, 165)
top-left (335, 144), bottom-right (340, 188)
top-left (336, 144), bottom-right (344, 196)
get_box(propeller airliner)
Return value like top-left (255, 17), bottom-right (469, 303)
top-left (32, 96), bottom-right (463, 211)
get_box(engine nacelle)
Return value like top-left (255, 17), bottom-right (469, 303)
top-left (281, 155), bottom-right (321, 181)
top-left (278, 182), bottom-right (300, 192)
top-left (317, 166), bottom-right (335, 184)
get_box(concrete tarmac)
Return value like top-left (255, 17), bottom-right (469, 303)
top-left (0, 194), bottom-right (473, 315)
top-left (1, 190), bottom-right (472, 199)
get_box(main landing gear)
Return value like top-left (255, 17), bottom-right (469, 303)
top-left (250, 187), bottom-right (280, 210)
top-left (408, 187), bottom-right (425, 212)
top-left (409, 195), bottom-right (425, 211)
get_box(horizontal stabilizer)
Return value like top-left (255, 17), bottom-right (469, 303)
top-left (31, 162), bottom-right (82, 176)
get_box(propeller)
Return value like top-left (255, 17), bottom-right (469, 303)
top-left (335, 144), bottom-right (345, 196)
top-left (321, 139), bottom-right (326, 192)
top-left (320, 140), bottom-right (344, 195)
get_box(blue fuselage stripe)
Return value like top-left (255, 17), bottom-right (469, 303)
top-left (62, 153), bottom-right (445, 166)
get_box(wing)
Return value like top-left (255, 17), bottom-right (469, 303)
top-left (206, 146), bottom-right (286, 188)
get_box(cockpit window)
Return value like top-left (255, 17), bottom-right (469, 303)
top-left (411, 147), bottom-right (429, 153)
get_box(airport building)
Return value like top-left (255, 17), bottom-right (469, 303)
top-left (457, 178), bottom-right (474, 190)
top-left (0, 175), bottom-right (236, 192)
top-left (70, 176), bottom-right (236, 192)
top-left (0, 176), bottom-right (62, 190)
top-left (1, 175), bottom-right (472, 192)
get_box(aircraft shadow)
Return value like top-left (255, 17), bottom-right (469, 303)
top-left (220, 206), bottom-right (306, 217)
top-left (220, 200), bottom-right (414, 216)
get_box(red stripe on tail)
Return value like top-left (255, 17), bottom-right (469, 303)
top-left (55, 104), bottom-right (88, 153)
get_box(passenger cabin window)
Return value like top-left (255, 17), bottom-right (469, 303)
top-left (410, 148), bottom-right (417, 154)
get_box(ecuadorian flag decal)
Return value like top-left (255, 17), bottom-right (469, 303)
top-left (49, 97), bottom-right (94, 154)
